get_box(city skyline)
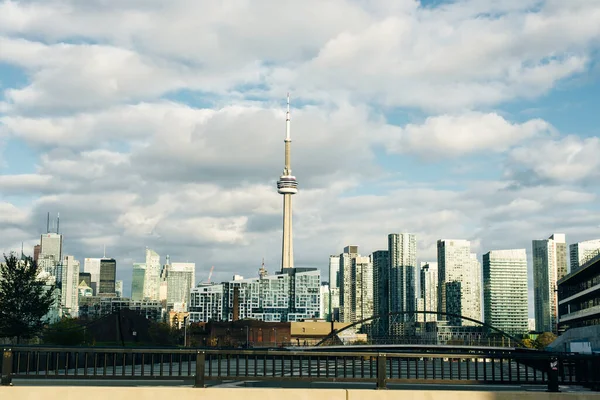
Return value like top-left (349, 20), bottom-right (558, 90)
top-left (1, 0), bottom-right (600, 317)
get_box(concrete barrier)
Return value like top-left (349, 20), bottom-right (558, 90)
top-left (0, 387), bottom-right (598, 400)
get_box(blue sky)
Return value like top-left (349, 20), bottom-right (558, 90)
top-left (1, 0), bottom-right (600, 318)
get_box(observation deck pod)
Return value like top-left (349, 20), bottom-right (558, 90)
top-left (277, 175), bottom-right (298, 194)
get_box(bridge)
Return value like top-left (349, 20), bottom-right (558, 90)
top-left (315, 311), bottom-right (527, 348)
top-left (2, 345), bottom-right (599, 392)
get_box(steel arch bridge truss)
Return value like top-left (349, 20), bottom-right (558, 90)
top-left (317, 310), bottom-right (526, 348)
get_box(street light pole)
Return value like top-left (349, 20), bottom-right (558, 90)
top-left (184, 317), bottom-right (187, 347)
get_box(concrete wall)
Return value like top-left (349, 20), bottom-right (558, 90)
top-left (550, 325), bottom-right (600, 353)
top-left (1, 387), bottom-right (599, 400)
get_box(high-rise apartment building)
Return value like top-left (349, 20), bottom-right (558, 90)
top-left (98, 258), bottom-right (117, 295)
top-left (437, 239), bottom-right (482, 326)
top-left (190, 268), bottom-right (321, 323)
top-left (533, 233), bottom-right (567, 333)
top-left (320, 284), bottom-right (330, 321)
top-left (83, 258), bottom-right (101, 295)
top-left (388, 233), bottom-right (417, 322)
top-left (570, 239), bottom-right (600, 272)
top-left (419, 262), bottom-right (438, 323)
top-left (329, 255), bottom-right (340, 289)
top-left (189, 284), bottom-right (224, 323)
top-left (340, 245), bottom-right (358, 323)
top-left (115, 280), bottom-right (123, 297)
top-left (166, 262), bottom-right (196, 311)
top-left (339, 246), bottom-right (373, 324)
top-left (354, 255), bottom-right (374, 323)
top-left (61, 255), bottom-right (80, 317)
top-left (372, 250), bottom-right (390, 321)
top-left (483, 249), bottom-right (528, 336)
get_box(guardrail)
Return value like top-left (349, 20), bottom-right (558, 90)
top-left (2, 347), bottom-right (599, 391)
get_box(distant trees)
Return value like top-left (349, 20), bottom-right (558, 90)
top-left (0, 253), bottom-right (55, 343)
top-left (43, 318), bottom-right (86, 346)
top-left (534, 332), bottom-right (557, 350)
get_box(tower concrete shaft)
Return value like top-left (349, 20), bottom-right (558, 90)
top-left (277, 94), bottom-right (298, 272)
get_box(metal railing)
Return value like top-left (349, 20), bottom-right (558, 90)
top-left (2, 346), bottom-right (599, 391)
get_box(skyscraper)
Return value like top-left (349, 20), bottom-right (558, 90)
top-left (339, 245), bottom-right (358, 323)
top-left (115, 280), bottom-right (123, 297)
top-left (131, 263), bottom-right (146, 301)
top-left (437, 239), bottom-right (482, 326)
top-left (483, 249), bottom-right (528, 336)
top-left (533, 233), bottom-right (567, 333)
top-left (39, 232), bottom-right (63, 277)
top-left (388, 233), bottom-right (417, 322)
top-left (277, 94), bottom-right (298, 272)
top-left (570, 239), bottom-right (600, 272)
top-left (328, 255), bottom-right (340, 289)
top-left (167, 262), bottom-right (196, 311)
top-left (419, 262), bottom-right (438, 323)
top-left (61, 255), bottom-right (80, 317)
top-left (339, 246), bottom-right (373, 324)
top-left (372, 250), bottom-right (390, 321)
top-left (40, 232), bottom-right (63, 262)
top-left (353, 255), bottom-right (374, 324)
top-left (98, 258), bottom-right (117, 295)
top-left (144, 248), bottom-right (161, 300)
top-left (83, 258), bottom-right (101, 295)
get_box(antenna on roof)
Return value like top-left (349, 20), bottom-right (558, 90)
top-left (47, 212), bottom-right (50, 233)
top-left (56, 212), bottom-right (60, 234)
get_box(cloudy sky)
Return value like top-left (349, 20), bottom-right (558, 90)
top-left (1, 0), bottom-right (599, 307)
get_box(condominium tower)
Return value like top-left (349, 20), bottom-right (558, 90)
top-left (339, 246), bottom-right (373, 324)
top-left (166, 262), bottom-right (196, 311)
top-left (388, 233), bottom-right (417, 322)
top-left (437, 239), bottom-right (482, 326)
top-left (483, 249), bottom-right (528, 335)
top-left (533, 233), bottom-right (567, 333)
top-left (419, 262), bottom-right (438, 323)
top-left (570, 239), bottom-right (600, 272)
top-left (61, 255), bottom-right (80, 317)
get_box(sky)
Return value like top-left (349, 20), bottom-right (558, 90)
top-left (1, 0), bottom-right (600, 311)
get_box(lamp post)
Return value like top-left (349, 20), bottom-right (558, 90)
top-left (183, 316), bottom-right (188, 347)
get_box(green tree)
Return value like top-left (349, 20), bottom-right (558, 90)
top-left (521, 338), bottom-right (536, 349)
top-left (0, 253), bottom-right (56, 343)
top-left (148, 322), bottom-right (181, 346)
top-left (534, 332), bottom-right (557, 350)
top-left (43, 318), bottom-right (86, 345)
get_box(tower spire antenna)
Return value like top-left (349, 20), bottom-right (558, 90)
top-left (285, 92), bottom-right (291, 141)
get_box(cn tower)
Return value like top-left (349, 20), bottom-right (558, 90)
top-left (277, 93), bottom-right (298, 272)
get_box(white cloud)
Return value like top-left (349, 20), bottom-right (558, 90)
top-left (386, 112), bottom-right (553, 157)
top-left (0, 173), bottom-right (52, 193)
top-left (508, 136), bottom-right (600, 183)
top-left (1, 0), bottom-right (599, 112)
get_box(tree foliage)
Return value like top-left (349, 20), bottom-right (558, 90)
top-left (0, 253), bottom-right (56, 342)
top-left (534, 332), bottom-right (557, 350)
top-left (148, 322), bottom-right (181, 346)
top-left (521, 338), bottom-right (535, 349)
top-left (43, 318), bottom-right (86, 346)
